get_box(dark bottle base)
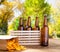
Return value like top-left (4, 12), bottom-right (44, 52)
top-left (40, 43), bottom-right (48, 47)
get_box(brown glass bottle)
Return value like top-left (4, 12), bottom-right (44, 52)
top-left (40, 14), bottom-right (49, 46)
top-left (23, 19), bottom-right (28, 30)
top-left (18, 18), bottom-right (24, 30)
top-left (35, 17), bottom-right (40, 30)
top-left (27, 17), bottom-right (32, 30)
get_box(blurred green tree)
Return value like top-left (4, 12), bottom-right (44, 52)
top-left (21, 0), bottom-right (51, 27)
top-left (0, 0), bottom-right (14, 34)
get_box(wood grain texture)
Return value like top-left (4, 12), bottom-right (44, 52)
top-left (0, 39), bottom-right (60, 52)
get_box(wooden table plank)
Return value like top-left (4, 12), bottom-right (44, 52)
top-left (0, 39), bottom-right (60, 52)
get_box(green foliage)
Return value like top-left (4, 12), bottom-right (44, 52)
top-left (11, 0), bottom-right (51, 29)
top-left (0, 0), bottom-right (5, 4)
top-left (11, 17), bottom-right (20, 30)
top-left (22, 0), bottom-right (51, 27)
top-left (24, 0), bottom-right (50, 17)
top-left (0, 21), bottom-right (8, 35)
top-left (0, 0), bottom-right (14, 34)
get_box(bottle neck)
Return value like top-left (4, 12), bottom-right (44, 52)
top-left (43, 16), bottom-right (48, 27)
top-left (27, 17), bottom-right (31, 26)
top-left (35, 17), bottom-right (39, 27)
top-left (24, 20), bottom-right (27, 26)
top-left (19, 18), bottom-right (23, 26)
top-left (25, 20), bottom-right (27, 26)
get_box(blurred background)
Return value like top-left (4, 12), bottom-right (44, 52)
top-left (0, 0), bottom-right (60, 38)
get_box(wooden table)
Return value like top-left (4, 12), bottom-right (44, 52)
top-left (0, 39), bottom-right (60, 52)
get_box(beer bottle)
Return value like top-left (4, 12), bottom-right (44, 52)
top-left (18, 17), bottom-right (24, 30)
top-left (27, 17), bottom-right (32, 30)
top-left (40, 14), bottom-right (49, 46)
top-left (35, 17), bottom-right (40, 30)
top-left (23, 19), bottom-right (28, 30)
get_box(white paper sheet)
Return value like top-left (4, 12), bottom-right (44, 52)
top-left (0, 35), bottom-right (18, 39)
